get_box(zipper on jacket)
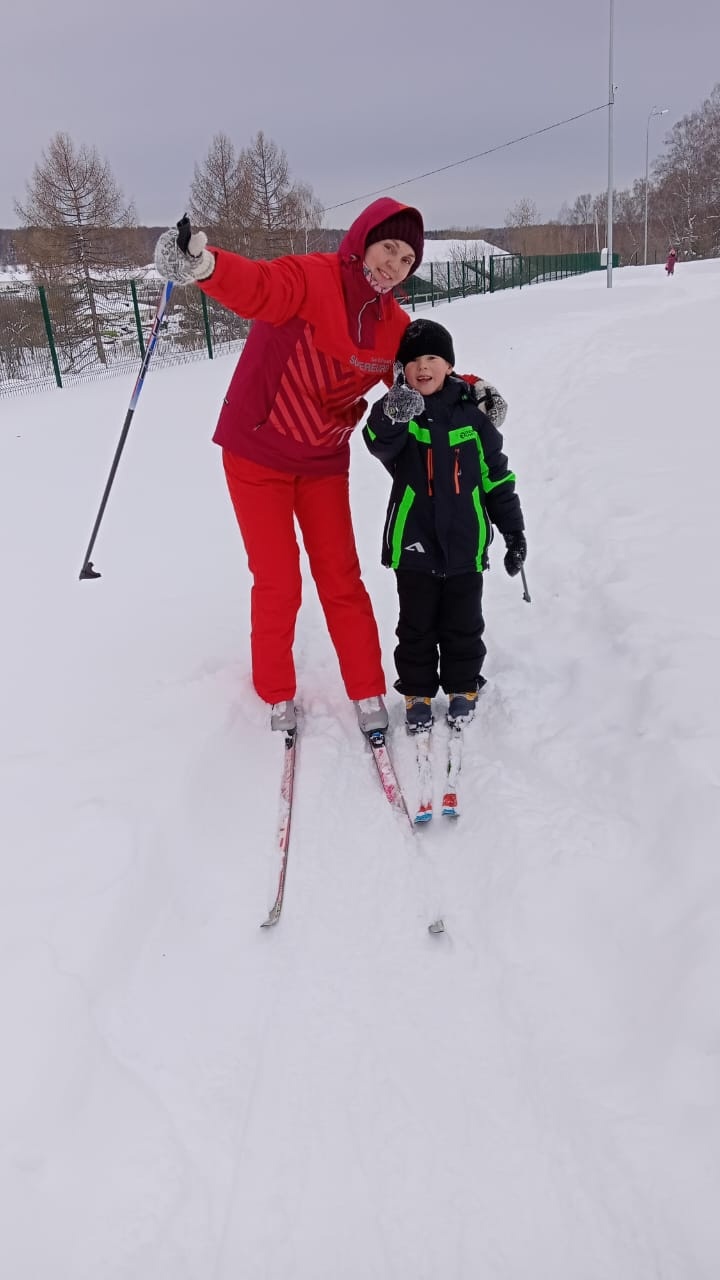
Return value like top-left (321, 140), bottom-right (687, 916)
top-left (453, 447), bottom-right (461, 494)
top-left (357, 298), bottom-right (375, 344)
top-left (426, 447), bottom-right (434, 496)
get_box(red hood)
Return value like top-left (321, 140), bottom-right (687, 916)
top-left (338, 197), bottom-right (424, 276)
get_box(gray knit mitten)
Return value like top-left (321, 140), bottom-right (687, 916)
top-left (472, 379), bottom-right (508, 428)
top-left (382, 362), bottom-right (425, 423)
top-left (154, 227), bottom-right (215, 285)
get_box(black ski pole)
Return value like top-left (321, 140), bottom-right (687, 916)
top-left (520, 565), bottom-right (531, 603)
top-left (78, 278), bottom-right (175, 580)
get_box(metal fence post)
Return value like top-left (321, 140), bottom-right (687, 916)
top-left (37, 285), bottom-right (62, 388)
top-left (130, 280), bottom-right (146, 358)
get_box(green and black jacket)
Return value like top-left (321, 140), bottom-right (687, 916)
top-left (363, 374), bottom-right (524, 576)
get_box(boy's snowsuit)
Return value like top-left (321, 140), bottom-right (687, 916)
top-left (363, 374), bottom-right (524, 696)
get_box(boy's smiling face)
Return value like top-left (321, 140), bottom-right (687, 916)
top-left (404, 354), bottom-right (453, 396)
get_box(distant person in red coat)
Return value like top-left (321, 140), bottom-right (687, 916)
top-left (666, 247), bottom-right (677, 276)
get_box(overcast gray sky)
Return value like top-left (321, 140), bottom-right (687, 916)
top-left (2, 0), bottom-right (718, 231)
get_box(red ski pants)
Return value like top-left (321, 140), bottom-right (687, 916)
top-left (222, 451), bottom-right (385, 704)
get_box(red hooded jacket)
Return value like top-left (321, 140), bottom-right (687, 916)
top-left (198, 198), bottom-right (422, 475)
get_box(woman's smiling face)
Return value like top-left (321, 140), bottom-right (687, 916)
top-left (363, 238), bottom-right (416, 290)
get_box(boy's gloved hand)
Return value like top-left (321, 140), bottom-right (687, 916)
top-left (154, 218), bottom-right (215, 285)
top-left (382, 362), bottom-right (425, 423)
top-left (503, 531), bottom-right (527, 577)
top-left (471, 378), bottom-right (508, 429)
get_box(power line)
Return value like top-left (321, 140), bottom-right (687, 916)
top-left (321, 103), bottom-right (610, 214)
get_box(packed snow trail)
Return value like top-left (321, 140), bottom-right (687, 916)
top-left (2, 262), bottom-right (720, 1278)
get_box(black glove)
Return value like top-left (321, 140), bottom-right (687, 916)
top-left (382, 362), bottom-right (425, 423)
top-left (503, 531), bottom-right (527, 577)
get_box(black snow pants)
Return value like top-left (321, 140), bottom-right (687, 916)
top-left (393, 568), bottom-right (486, 697)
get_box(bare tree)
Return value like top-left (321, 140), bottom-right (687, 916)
top-left (187, 129), bottom-right (323, 258)
top-left (652, 84), bottom-right (720, 258)
top-left (613, 180), bottom-right (645, 261)
top-left (447, 241), bottom-right (490, 292)
top-left (189, 132), bottom-right (253, 252)
top-left (283, 182), bottom-right (324, 254)
top-left (569, 193), bottom-right (594, 252)
top-left (14, 131), bottom-right (136, 363)
top-left (241, 130), bottom-right (322, 257)
top-left (505, 198), bottom-right (538, 228)
top-left (504, 197), bottom-right (539, 255)
top-left (553, 84), bottom-right (720, 263)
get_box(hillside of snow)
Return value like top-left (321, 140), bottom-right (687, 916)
top-left (2, 259), bottom-right (719, 1279)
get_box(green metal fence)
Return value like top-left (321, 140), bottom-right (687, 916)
top-left (0, 276), bottom-right (249, 397)
top-left (399, 250), bottom-right (618, 311)
top-left (487, 251), bottom-right (619, 291)
top-left (0, 251), bottom-right (619, 398)
top-left (399, 258), bottom-right (489, 309)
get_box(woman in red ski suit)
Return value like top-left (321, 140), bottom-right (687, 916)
top-left (154, 199), bottom-right (425, 732)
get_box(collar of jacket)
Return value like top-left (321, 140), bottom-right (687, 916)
top-left (420, 375), bottom-right (470, 413)
top-left (338, 254), bottom-right (384, 346)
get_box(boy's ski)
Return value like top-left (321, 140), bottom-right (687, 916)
top-left (366, 730), bottom-right (415, 831)
top-left (410, 721), bottom-right (465, 821)
top-left (442, 721), bottom-right (464, 818)
top-left (261, 728), bottom-right (298, 928)
top-left (413, 729), bottom-right (433, 823)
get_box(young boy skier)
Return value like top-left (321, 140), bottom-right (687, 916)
top-left (363, 319), bottom-right (526, 732)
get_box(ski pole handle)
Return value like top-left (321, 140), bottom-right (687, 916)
top-left (176, 213), bottom-right (192, 254)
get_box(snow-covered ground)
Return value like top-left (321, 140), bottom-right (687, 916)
top-left (1, 259), bottom-right (719, 1279)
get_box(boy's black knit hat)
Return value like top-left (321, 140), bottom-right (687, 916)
top-left (396, 319), bottom-right (455, 367)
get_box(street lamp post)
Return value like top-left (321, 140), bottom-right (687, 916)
top-left (644, 106), bottom-right (669, 265)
